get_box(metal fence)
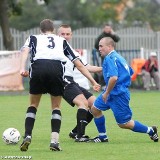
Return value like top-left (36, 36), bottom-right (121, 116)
top-left (0, 26), bottom-right (160, 65)
top-left (1, 26), bottom-right (160, 90)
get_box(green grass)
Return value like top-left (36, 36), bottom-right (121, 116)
top-left (0, 90), bottom-right (160, 160)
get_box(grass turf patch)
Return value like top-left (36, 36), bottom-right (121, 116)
top-left (0, 90), bottom-right (159, 160)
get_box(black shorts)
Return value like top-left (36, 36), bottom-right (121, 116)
top-left (29, 59), bottom-right (65, 96)
top-left (63, 76), bottom-right (93, 107)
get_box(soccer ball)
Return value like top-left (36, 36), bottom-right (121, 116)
top-left (2, 128), bottom-right (21, 144)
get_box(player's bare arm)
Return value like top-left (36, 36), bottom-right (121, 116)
top-left (20, 47), bottom-right (30, 77)
top-left (102, 76), bottom-right (117, 103)
top-left (86, 65), bottom-right (102, 73)
top-left (73, 59), bottom-right (101, 92)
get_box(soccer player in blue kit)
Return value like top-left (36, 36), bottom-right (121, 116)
top-left (89, 37), bottom-right (159, 143)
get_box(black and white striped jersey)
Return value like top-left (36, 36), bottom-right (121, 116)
top-left (64, 50), bottom-right (88, 77)
top-left (22, 34), bottom-right (79, 63)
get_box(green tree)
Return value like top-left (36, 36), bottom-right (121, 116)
top-left (8, 0), bottom-right (122, 31)
top-left (0, 0), bottom-right (125, 50)
top-left (124, 0), bottom-right (160, 31)
top-left (0, 0), bottom-right (15, 50)
top-left (46, 0), bottom-right (118, 29)
top-left (0, 0), bottom-right (49, 50)
top-left (9, 0), bottom-right (51, 31)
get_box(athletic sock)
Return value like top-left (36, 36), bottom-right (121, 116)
top-left (25, 106), bottom-right (37, 137)
top-left (94, 115), bottom-right (107, 139)
top-left (147, 127), bottom-right (154, 136)
top-left (51, 109), bottom-right (62, 133)
top-left (71, 110), bottom-right (93, 134)
top-left (86, 110), bottom-right (93, 123)
top-left (76, 108), bottom-right (88, 138)
top-left (132, 120), bottom-right (149, 133)
top-left (51, 109), bottom-right (62, 143)
top-left (71, 126), bottom-right (77, 133)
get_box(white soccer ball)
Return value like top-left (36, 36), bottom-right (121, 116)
top-left (2, 128), bottom-right (21, 144)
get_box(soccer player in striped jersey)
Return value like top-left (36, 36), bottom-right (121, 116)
top-left (89, 37), bottom-right (158, 143)
top-left (19, 19), bottom-right (101, 151)
top-left (57, 24), bottom-right (102, 142)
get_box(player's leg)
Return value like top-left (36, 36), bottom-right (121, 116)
top-left (25, 94), bottom-right (41, 137)
top-left (47, 60), bottom-right (65, 151)
top-left (72, 94), bottom-right (89, 142)
top-left (50, 96), bottom-right (62, 151)
top-left (69, 90), bottom-right (95, 138)
top-left (20, 60), bottom-right (46, 151)
top-left (113, 93), bottom-right (158, 142)
top-left (69, 110), bottom-right (92, 139)
top-left (90, 106), bottom-right (108, 142)
top-left (89, 93), bottom-right (110, 143)
top-left (20, 94), bottom-right (42, 151)
top-left (118, 120), bottom-right (158, 142)
top-left (87, 95), bottom-right (96, 123)
top-left (63, 83), bottom-right (89, 141)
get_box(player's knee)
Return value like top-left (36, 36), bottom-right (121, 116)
top-left (118, 124), bottom-right (126, 129)
top-left (74, 97), bottom-right (88, 109)
top-left (91, 106), bottom-right (102, 118)
top-left (118, 120), bottom-right (134, 129)
top-left (88, 96), bottom-right (96, 108)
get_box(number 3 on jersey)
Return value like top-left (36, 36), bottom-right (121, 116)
top-left (47, 37), bottom-right (55, 49)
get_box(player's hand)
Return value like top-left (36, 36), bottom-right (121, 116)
top-left (110, 29), bottom-right (115, 34)
top-left (150, 61), bottom-right (155, 65)
top-left (93, 83), bottom-right (101, 92)
top-left (75, 49), bottom-right (83, 55)
top-left (20, 70), bottom-right (29, 77)
top-left (102, 92), bottom-right (109, 103)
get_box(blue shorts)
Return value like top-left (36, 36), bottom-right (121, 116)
top-left (94, 90), bottom-right (132, 124)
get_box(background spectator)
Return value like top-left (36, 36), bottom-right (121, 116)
top-left (141, 52), bottom-right (160, 90)
top-left (94, 24), bottom-right (120, 51)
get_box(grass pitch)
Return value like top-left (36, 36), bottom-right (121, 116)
top-left (0, 90), bottom-right (160, 160)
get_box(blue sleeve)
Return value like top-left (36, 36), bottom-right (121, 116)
top-left (129, 66), bottom-right (134, 76)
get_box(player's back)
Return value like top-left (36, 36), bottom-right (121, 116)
top-left (25, 34), bottom-right (68, 62)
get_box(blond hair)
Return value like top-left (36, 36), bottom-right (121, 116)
top-left (103, 37), bottom-right (116, 48)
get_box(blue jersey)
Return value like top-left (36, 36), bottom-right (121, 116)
top-left (102, 50), bottom-right (133, 95)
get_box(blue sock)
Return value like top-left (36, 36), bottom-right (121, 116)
top-left (94, 115), bottom-right (107, 139)
top-left (132, 120), bottom-right (150, 134)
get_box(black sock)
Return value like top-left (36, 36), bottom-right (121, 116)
top-left (72, 126), bottom-right (77, 133)
top-left (72, 110), bottom-right (93, 134)
top-left (86, 110), bottom-right (93, 123)
top-left (25, 106), bottom-right (37, 137)
top-left (51, 109), bottom-right (61, 133)
top-left (76, 108), bottom-right (88, 138)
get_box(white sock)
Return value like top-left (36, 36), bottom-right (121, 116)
top-left (147, 127), bottom-right (153, 134)
top-left (51, 132), bottom-right (59, 143)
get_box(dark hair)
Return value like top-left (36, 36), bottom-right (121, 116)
top-left (104, 23), bottom-right (112, 28)
top-left (40, 19), bottom-right (54, 33)
top-left (104, 23), bottom-right (110, 26)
